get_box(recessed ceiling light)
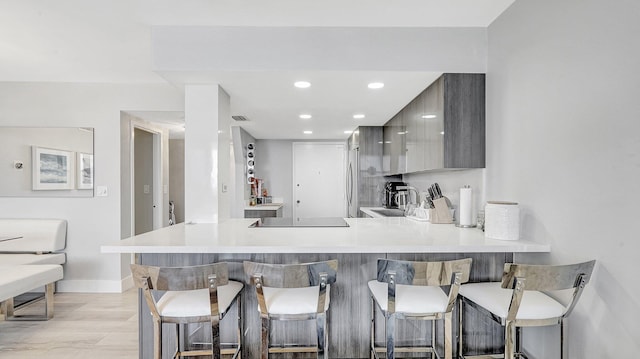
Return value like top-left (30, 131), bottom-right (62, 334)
top-left (353, 114), bottom-right (365, 119)
top-left (440, 131), bottom-right (445, 135)
top-left (299, 114), bottom-right (312, 119)
top-left (368, 82), bottom-right (384, 89)
top-left (303, 130), bottom-right (313, 134)
top-left (344, 130), bottom-right (353, 134)
top-left (422, 114), bottom-right (437, 119)
top-left (294, 81), bottom-right (311, 88)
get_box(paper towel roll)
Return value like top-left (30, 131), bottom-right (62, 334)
top-left (484, 202), bottom-right (520, 241)
top-left (459, 186), bottom-right (473, 226)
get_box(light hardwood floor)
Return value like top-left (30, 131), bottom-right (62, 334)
top-left (0, 289), bottom-right (138, 358)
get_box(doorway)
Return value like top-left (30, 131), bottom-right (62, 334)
top-left (292, 142), bottom-right (346, 220)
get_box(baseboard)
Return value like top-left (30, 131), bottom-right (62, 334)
top-left (57, 275), bottom-right (134, 293)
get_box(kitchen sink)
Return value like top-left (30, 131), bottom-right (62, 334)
top-left (371, 208), bottom-right (405, 217)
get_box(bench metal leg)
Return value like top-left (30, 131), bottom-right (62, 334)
top-left (3, 282), bottom-right (56, 321)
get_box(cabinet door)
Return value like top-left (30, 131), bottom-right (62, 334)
top-left (443, 73), bottom-right (486, 168)
top-left (389, 113), bottom-right (406, 175)
top-left (423, 76), bottom-right (445, 170)
top-left (382, 123), bottom-right (392, 174)
top-left (405, 95), bottom-right (425, 173)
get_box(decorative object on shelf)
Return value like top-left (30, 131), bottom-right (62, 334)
top-left (76, 152), bottom-right (93, 190)
top-left (246, 142), bottom-right (255, 184)
top-left (32, 146), bottom-right (74, 190)
top-left (484, 201), bottom-right (520, 240)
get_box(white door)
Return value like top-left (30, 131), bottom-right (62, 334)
top-left (293, 142), bottom-right (346, 220)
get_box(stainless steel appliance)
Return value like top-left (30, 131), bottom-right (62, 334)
top-left (383, 181), bottom-right (407, 208)
top-left (346, 127), bottom-right (396, 217)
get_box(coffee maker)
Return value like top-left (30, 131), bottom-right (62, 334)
top-left (383, 181), bottom-right (407, 208)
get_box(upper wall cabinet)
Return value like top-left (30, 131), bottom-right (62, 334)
top-left (383, 73), bottom-right (485, 175)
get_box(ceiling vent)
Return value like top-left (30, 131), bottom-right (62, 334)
top-left (232, 115), bottom-right (249, 122)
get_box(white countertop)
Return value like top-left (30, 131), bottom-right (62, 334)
top-left (244, 203), bottom-right (284, 211)
top-left (101, 218), bottom-right (549, 254)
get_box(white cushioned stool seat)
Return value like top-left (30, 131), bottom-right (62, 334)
top-left (156, 280), bottom-right (243, 318)
top-left (459, 282), bottom-right (566, 320)
top-left (368, 280), bottom-right (449, 314)
top-left (262, 285), bottom-right (331, 315)
top-left (0, 264), bottom-right (63, 302)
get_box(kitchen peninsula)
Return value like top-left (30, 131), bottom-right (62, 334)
top-left (102, 218), bottom-right (549, 359)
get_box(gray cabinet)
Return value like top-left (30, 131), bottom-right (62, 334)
top-left (383, 73), bottom-right (485, 174)
top-left (244, 207), bottom-right (283, 218)
top-left (383, 113), bottom-right (406, 175)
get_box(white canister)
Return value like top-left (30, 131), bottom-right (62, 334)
top-left (484, 201), bottom-right (520, 241)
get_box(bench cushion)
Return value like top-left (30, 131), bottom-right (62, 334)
top-left (0, 265), bottom-right (63, 302)
top-left (0, 253), bottom-right (66, 265)
top-left (0, 219), bottom-right (67, 253)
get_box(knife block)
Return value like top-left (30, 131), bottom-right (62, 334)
top-left (430, 197), bottom-right (453, 224)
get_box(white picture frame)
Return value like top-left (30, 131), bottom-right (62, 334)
top-left (77, 152), bottom-right (94, 190)
top-left (32, 146), bottom-right (74, 190)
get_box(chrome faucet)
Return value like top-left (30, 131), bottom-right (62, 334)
top-left (396, 186), bottom-right (419, 215)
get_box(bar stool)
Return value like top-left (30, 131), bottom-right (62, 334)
top-left (130, 263), bottom-right (243, 359)
top-left (369, 258), bottom-right (472, 359)
top-left (458, 260), bottom-right (596, 359)
top-left (243, 259), bottom-right (338, 359)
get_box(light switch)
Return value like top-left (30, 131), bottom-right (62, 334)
top-left (96, 186), bottom-right (108, 197)
top-left (143, 185), bottom-right (150, 194)
top-left (163, 184), bottom-right (169, 194)
top-left (222, 184), bottom-right (228, 193)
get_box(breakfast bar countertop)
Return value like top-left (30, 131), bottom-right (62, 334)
top-left (101, 218), bottom-right (550, 254)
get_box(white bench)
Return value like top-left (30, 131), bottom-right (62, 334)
top-left (0, 265), bottom-right (63, 320)
top-left (0, 219), bottom-right (67, 265)
top-left (0, 219), bottom-right (67, 320)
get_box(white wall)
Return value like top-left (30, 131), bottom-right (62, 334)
top-left (0, 82), bottom-right (183, 292)
top-left (487, 0), bottom-right (640, 357)
top-left (254, 140), bottom-right (294, 217)
top-left (184, 85), bottom-right (231, 223)
top-left (254, 139), bottom-right (348, 218)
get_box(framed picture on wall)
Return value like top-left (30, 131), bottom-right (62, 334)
top-left (77, 152), bottom-right (94, 190)
top-left (32, 146), bottom-right (74, 190)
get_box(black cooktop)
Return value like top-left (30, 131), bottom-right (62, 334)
top-left (249, 217), bottom-right (349, 228)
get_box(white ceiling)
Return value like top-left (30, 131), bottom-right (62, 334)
top-left (0, 0), bottom-right (515, 139)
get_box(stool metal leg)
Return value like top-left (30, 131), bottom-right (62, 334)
top-left (561, 318), bottom-right (568, 359)
top-left (153, 318), bottom-right (162, 359)
top-left (211, 315), bottom-right (220, 359)
top-left (316, 313), bottom-right (328, 359)
top-left (458, 298), bottom-right (464, 358)
top-left (237, 293), bottom-right (243, 359)
top-left (261, 317), bottom-right (270, 359)
top-left (386, 313), bottom-right (396, 359)
top-left (505, 320), bottom-right (516, 359)
top-left (444, 311), bottom-right (453, 359)
top-left (371, 296), bottom-right (376, 359)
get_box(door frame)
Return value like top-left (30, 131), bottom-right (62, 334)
top-left (291, 141), bottom-right (347, 220)
top-left (130, 122), bottom-right (164, 236)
